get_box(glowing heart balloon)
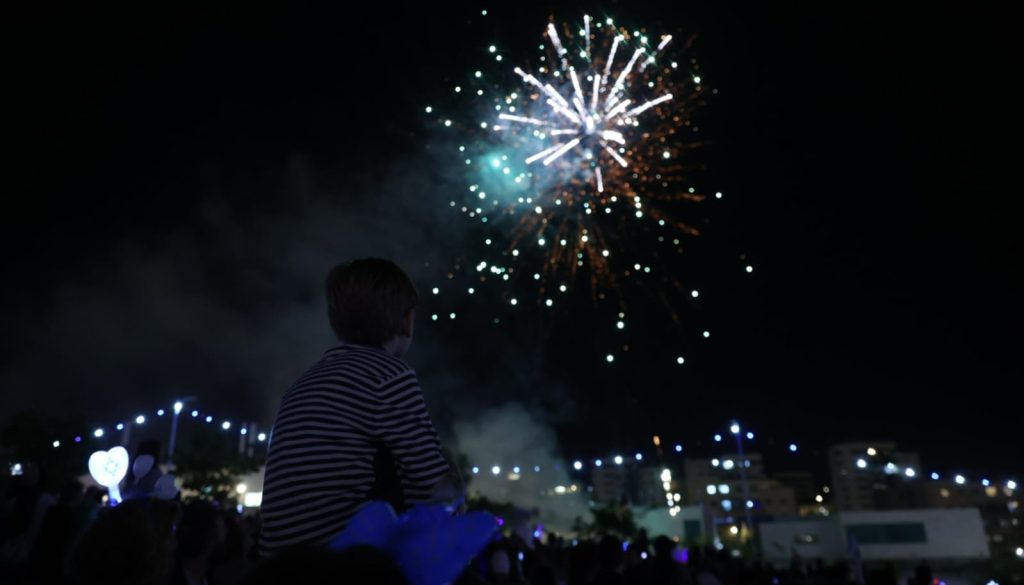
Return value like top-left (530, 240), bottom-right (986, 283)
top-left (88, 446), bottom-right (129, 503)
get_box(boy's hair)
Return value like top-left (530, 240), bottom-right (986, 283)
top-left (326, 258), bottom-right (418, 346)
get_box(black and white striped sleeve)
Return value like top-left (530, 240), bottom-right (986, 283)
top-left (376, 370), bottom-right (451, 504)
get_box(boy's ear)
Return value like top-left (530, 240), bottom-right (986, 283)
top-left (399, 308), bottom-right (415, 337)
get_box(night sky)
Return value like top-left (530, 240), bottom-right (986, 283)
top-left (4, 3), bottom-right (1020, 478)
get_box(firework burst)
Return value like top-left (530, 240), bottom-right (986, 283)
top-left (426, 13), bottom-right (722, 362)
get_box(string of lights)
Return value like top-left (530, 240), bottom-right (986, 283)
top-left (45, 407), bottom-right (1018, 495)
top-left (47, 399), bottom-right (269, 450)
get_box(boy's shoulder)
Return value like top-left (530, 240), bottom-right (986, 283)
top-left (321, 344), bottom-right (414, 381)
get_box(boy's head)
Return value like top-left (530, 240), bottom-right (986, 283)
top-left (326, 258), bottom-right (418, 356)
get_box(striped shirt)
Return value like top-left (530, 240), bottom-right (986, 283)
top-left (258, 344), bottom-right (450, 556)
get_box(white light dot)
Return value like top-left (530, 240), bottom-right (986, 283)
top-left (694, 76), bottom-right (702, 84)
top-left (606, 354), bottom-right (615, 363)
top-left (559, 284), bottom-right (567, 292)
top-left (663, 151), bottom-right (671, 159)
top-left (135, 415), bottom-right (145, 425)
top-left (432, 287), bottom-right (439, 295)
top-left (538, 238), bottom-right (546, 246)
top-left (489, 45), bottom-right (496, 53)
top-left (257, 433), bottom-right (267, 442)
top-left (715, 192), bottom-right (723, 199)
top-left (573, 460), bottom-right (583, 470)
top-left (616, 321), bottom-right (625, 330)
top-left (492, 466), bottom-right (501, 475)
top-left (857, 459), bottom-right (868, 469)
top-left (444, 120), bottom-right (452, 127)
top-left (676, 356), bottom-right (685, 365)
top-left (222, 421), bottom-right (231, 430)
top-left (510, 298), bottom-right (518, 306)
top-left (955, 475), bottom-right (966, 484)
top-left (52, 440), bottom-right (60, 448)
top-left (424, 106), bottom-right (433, 113)
top-left (595, 459), bottom-right (603, 467)
top-left (745, 265), bottom-right (754, 273)
top-left (703, 331), bottom-right (710, 338)
top-left (475, 71), bottom-right (482, 78)
top-left (614, 455), bottom-right (624, 465)
top-left (93, 428), bottom-right (104, 438)
top-left (449, 313), bottom-right (456, 320)
top-left (431, 314), bottom-right (438, 321)
top-left (691, 290), bottom-right (700, 298)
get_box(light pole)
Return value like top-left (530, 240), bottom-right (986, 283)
top-left (168, 396), bottom-right (196, 464)
top-left (731, 422), bottom-right (754, 541)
